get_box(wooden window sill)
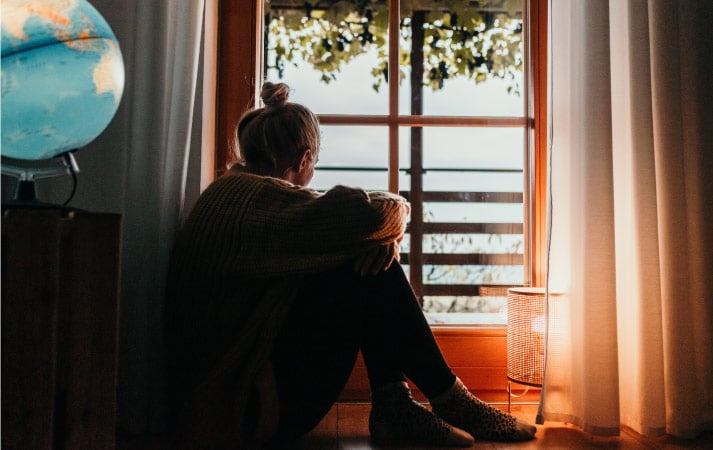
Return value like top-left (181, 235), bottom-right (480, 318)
top-left (338, 326), bottom-right (541, 402)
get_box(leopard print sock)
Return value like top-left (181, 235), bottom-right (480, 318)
top-left (430, 377), bottom-right (537, 442)
top-left (369, 381), bottom-right (474, 447)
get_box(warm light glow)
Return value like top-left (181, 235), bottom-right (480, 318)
top-left (532, 315), bottom-right (545, 334)
top-left (507, 287), bottom-right (565, 387)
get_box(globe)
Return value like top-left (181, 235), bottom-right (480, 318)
top-left (1, 0), bottom-right (125, 161)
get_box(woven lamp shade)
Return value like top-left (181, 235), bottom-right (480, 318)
top-left (506, 287), bottom-right (550, 387)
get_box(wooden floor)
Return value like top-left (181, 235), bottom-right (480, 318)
top-left (118, 403), bottom-right (713, 449)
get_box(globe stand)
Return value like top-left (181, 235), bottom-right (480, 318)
top-left (1, 152), bottom-right (81, 212)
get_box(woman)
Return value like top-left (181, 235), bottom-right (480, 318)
top-left (165, 82), bottom-right (536, 448)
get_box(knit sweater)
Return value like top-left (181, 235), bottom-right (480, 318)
top-left (165, 168), bottom-right (409, 448)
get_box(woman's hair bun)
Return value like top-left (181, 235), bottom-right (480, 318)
top-left (261, 82), bottom-right (290, 108)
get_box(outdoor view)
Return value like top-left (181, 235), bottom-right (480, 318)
top-left (263, 0), bottom-right (528, 325)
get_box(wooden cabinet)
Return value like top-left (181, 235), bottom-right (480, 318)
top-left (2, 209), bottom-right (121, 450)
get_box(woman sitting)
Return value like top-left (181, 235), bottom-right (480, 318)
top-left (165, 81), bottom-right (537, 448)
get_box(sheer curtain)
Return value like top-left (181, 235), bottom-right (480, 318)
top-left (37, 0), bottom-right (208, 434)
top-left (538, 0), bottom-right (713, 438)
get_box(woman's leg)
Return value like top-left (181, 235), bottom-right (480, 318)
top-left (355, 262), bottom-right (455, 397)
top-left (270, 262), bottom-right (472, 446)
top-left (272, 262), bottom-right (455, 407)
top-left (359, 266), bottom-right (535, 442)
top-left (348, 263), bottom-right (474, 445)
top-left (269, 264), bottom-right (362, 441)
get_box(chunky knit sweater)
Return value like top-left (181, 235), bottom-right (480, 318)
top-left (165, 167), bottom-right (409, 448)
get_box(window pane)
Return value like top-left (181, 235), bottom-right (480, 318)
top-left (424, 265), bottom-right (523, 285)
top-left (422, 128), bottom-right (523, 169)
top-left (399, 234), bottom-right (524, 254)
top-left (312, 169), bottom-right (389, 191)
top-left (426, 304), bottom-right (508, 325)
top-left (424, 203), bottom-right (523, 223)
top-left (312, 125), bottom-right (388, 191)
top-left (423, 234), bottom-right (523, 253)
top-left (399, 0), bottom-right (524, 116)
top-left (264, 0), bottom-right (389, 114)
top-left (264, 0), bottom-right (523, 117)
top-left (423, 171), bottom-right (523, 192)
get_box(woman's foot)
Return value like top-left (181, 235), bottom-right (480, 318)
top-left (431, 378), bottom-right (537, 442)
top-left (369, 381), bottom-right (474, 447)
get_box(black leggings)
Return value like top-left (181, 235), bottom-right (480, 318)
top-left (269, 262), bottom-right (456, 440)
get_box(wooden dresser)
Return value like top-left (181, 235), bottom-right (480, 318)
top-left (2, 208), bottom-right (122, 450)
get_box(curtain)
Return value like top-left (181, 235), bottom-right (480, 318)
top-left (37, 0), bottom-right (207, 434)
top-left (538, 0), bottom-right (713, 439)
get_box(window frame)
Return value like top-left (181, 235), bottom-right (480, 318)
top-left (215, 0), bottom-right (547, 396)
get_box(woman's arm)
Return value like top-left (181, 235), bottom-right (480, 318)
top-left (241, 179), bottom-right (409, 276)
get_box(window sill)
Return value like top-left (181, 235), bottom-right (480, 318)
top-left (339, 326), bottom-right (511, 402)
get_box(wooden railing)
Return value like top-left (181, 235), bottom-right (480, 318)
top-left (400, 189), bottom-right (524, 304)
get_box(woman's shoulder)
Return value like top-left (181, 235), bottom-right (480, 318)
top-left (205, 166), bottom-right (283, 195)
top-left (219, 166), bottom-right (308, 191)
top-left (196, 168), bottom-right (321, 214)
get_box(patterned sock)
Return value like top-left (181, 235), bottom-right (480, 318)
top-left (369, 381), bottom-right (474, 447)
top-left (430, 377), bottom-right (537, 442)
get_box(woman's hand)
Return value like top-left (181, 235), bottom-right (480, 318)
top-left (353, 241), bottom-right (400, 276)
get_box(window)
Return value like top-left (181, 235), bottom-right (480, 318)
top-left (215, 0), bottom-right (547, 327)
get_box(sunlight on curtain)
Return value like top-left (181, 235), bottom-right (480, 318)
top-left (539, 0), bottom-right (713, 439)
top-left (537, 0), bottom-right (621, 436)
top-left (609, 0), bottom-right (666, 436)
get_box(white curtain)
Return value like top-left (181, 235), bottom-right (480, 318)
top-left (538, 0), bottom-right (713, 439)
top-left (38, 0), bottom-right (207, 434)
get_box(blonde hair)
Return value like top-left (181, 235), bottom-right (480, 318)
top-left (233, 82), bottom-right (320, 174)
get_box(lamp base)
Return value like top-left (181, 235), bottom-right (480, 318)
top-left (506, 379), bottom-right (542, 413)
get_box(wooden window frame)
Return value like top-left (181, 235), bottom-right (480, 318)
top-left (215, 0), bottom-right (547, 398)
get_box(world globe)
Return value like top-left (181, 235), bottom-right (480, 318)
top-left (1, 0), bottom-right (125, 161)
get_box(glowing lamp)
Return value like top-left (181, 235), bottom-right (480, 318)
top-left (506, 287), bottom-right (562, 409)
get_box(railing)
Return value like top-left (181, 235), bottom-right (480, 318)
top-left (400, 188), bottom-right (523, 304)
top-left (316, 166), bottom-right (525, 315)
